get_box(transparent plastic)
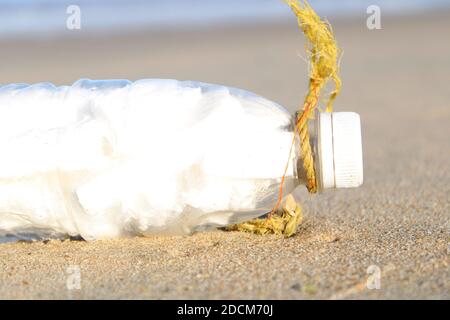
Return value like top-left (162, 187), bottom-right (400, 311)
top-left (0, 79), bottom-right (300, 240)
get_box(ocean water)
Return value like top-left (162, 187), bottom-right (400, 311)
top-left (0, 0), bottom-right (449, 38)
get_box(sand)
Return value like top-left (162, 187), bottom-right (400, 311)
top-left (0, 12), bottom-right (449, 299)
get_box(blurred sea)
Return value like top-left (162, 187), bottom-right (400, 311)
top-left (0, 0), bottom-right (449, 38)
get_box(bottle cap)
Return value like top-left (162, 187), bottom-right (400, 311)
top-left (315, 111), bottom-right (363, 189)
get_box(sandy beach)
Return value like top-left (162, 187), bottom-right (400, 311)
top-left (0, 12), bottom-right (449, 299)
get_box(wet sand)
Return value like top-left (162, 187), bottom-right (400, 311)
top-left (0, 12), bottom-right (449, 299)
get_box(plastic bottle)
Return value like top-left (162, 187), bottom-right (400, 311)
top-left (0, 79), bottom-right (363, 240)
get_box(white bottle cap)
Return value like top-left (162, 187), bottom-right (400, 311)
top-left (315, 111), bottom-right (363, 189)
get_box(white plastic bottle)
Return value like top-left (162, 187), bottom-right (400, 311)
top-left (0, 79), bottom-right (363, 240)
